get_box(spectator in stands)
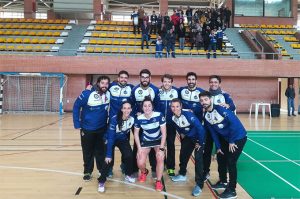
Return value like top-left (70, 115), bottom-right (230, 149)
top-left (285, 83), bottom-right (296, 116)
top-left (141, 21), bottom-right (150, 50)
top-left (224, 7), bottom-right (232, 28)
top-left (131, 9), bottom-right (139, 35)
top-left (216, 26), bottom-right (224, 51)
top-left (207, 29), bottom-right (217, 59)
top-left (138, 6), bottom-right (145, 31)
top-left (202, 26), bottom-right (211, 51)
top-left (186, 6), bottom-right (193, 25)
top-left (157, 14), bottom-right (163, 35)
top-left (155, 36), bottom-right (163, 58)
top-left (150, 11), bottom-right (158, 35)
top-left (166, 29), bottom-right (176, 58)
top-left (178, 24), bottom-right (186, 50)
top-left (171, 10), bottom-right (179, 34)
top-left (143, 12), bottom-right (149, 23)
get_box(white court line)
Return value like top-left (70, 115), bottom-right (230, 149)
top-left (248, 136), bottom-right (300, 138)
top-left (242, 151), bottom-right (300, 193)
top-left (0, 165), bottom-right (184, 199)
top-left (248, 138), bottom-right (300, 167)
top-left (248, 133), bottom-right (300, 135)
top-left (257, 160), bottom-right (300, 163)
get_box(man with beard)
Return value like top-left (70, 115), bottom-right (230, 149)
top-left (200, 91), bottom-right (247, 199)
top-left (131, 69), bottom-right (159, 176)
top-left (203, 75), bottom-right (236, 184)
top-left (157, 74), bottom-right (178, 176)
top-left (107, 70), bottom-right (134, 177)
top-left (73, 75), bottom-right (110, 181)
top-left (179, 72), bottom-right (205, 122)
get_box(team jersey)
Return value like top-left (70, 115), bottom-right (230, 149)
top-left (157, 86), bottom-right (178, 122)
top-left (171, 110), bottom-right (206, 145)
top-left (179, 86), bottom-right (205, 120)
top-left (203, 104), bottom-right (247, 149)
top-left (106, 115), bottom-right (135, 158)
top-left (73, 88), bottom-right (110, 131)
top-left (131, 83), bottom-right (159, 115)
top-left (109, 82), bottom-right (134, 118)
top-left (212, 91), bottom-right (236, 112)
top-left (134, 111), bottom-right (166, 142)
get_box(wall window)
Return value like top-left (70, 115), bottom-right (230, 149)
top-left (235, 0), bottom-right (264, 16)
top-left (264, 0), bottom-right (291, 17)
top-left (235, 0), bottom-right (291, 17)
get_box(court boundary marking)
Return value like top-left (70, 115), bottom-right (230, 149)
top-left (248, 137), bottom-right (300, 167)
top-left (242, 151), bottom-right (300, 193)
top-left (0, 165), bottom-right (184, 199)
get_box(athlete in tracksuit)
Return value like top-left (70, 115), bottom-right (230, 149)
top-left (97, 101), bottom-right (136, 193)
top-left (170, 98), bottom-right (206, 197)
top-left (157, 74), bottom-right (178, 176)
top-left (200, 91), bottom-right (247, 199)
top-left (107, 71), bottom-right (133, 175)
top-left (203, 75), bottom-right (236, 183)
top-left (73, 75), bottom-right (110, 181)
top-left (131, 69), bottom-right (159, 174)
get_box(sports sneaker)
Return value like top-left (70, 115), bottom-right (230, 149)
top-left (98, 182), bottom-right (105, 193)
top-left (155, 180), bottom-right (164, 192)
top-left (171, 174), bottom-right (187, 182)
top-left (83, 173), bottom-right (92, 181)
top-left (211, 181), bottom-right (228, 190)
top-left (219, 188), bottom-right (237, 199)
top-left (192, 185), bottom-right (202, 197)
top-left (167, 169), bottom-right (175, 176)
top-left (107, 168), bottom-right (113, 178)
top-left (138, 169), bottom-right (149, 182)
top-left (125, 175), bottom-right (136, 183)
top-left (203, 172), bottom-right (210, 182)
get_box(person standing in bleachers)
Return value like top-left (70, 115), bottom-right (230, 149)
top-left (141, 21), bottom-right (150, 50)
top-left (131, 9), bottom-right (139, 35)
top-left (150, 11), bottom-right (158, 35)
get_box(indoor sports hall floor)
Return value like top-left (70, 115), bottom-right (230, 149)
top-left (0, 113), bottom-right (299, 199)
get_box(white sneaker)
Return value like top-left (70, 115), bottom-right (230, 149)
top-left (98, 182), bottom-right (105, 193)
top-left (125, 175), bottom-right (136, 183)
top-left (171, 175), bottom-right (187, 182)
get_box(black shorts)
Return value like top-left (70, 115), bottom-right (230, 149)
top-left (140, 139), bottom-right (161, 148)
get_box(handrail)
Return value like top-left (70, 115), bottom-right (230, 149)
top-left (245, 28), bottom-right (264, 53)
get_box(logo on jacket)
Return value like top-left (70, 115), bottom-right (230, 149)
top-left (170, 94), bottom-right (173, 98)
top-left (114, 87), bottom-right (119, 91)
top-left (194, 95), bottom-right (198, 100)
top-left (218, 124), bottom-right (224, 129)
top-left (185, 90), bottom-right (189, 94)
top-left (94, 94), bottom-right (99, 99)
top-left (124, 90), bottom-right (127, 94)
top-left (138, 90), bottom-right (143, 94)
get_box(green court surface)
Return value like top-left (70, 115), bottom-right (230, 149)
top-left (238, 131), bottom-right (300, 199)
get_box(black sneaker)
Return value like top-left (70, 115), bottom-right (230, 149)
top-left (211, 181), bottom-right (227, 190)
top-left (219, 188), bottom-right (237, 199)
top-left (83, 173), bottom-right (92, 181)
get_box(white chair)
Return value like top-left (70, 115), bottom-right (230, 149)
top-left (249, 102), bottom-right (272, 119)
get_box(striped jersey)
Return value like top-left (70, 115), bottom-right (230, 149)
top-left (134, 111), bottom-right (166, 142)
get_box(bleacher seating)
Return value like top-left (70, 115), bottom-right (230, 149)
top-left (0, 18), bottom-right (73, 54)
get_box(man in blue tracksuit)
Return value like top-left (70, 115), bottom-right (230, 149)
top-left (170, 98), bottom-right (206, 197)
top-left (73, 75), bottom-right (110, 181)
top-left (203, 75), bottom-right (236, 183)
top-left (131, 69), bottom-right (160, 175)
top-left (107, 70), bottom-right (133, 176)
top-left (179, 72), bottom-right (205, 122)
top-left (200, 91), bottom-right (247, 199)
top-left (157, 74), bottom-right (178, 176)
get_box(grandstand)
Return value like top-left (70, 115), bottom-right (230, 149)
top-left (0, 0), bottom-right (300, 199)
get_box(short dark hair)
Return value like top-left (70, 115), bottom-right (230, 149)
top-left (97, 75), bottom-right (110, 84)
top-left (199, 91), bottom-right (212, 99)
top-left (141, 96), bottom-right (154, 108)
top-left (118, 70), bottom-right (129, 77)
top-left (171, 98), bottom-right (182, 106)
top-left (140, 69), bottom-right (151, 76)
top-left (186, 72), bottom-right (197, 80)
top-left (209, 75), bottom-right (221, 83)
top-left (161, 74), bottom-right (173, 82)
